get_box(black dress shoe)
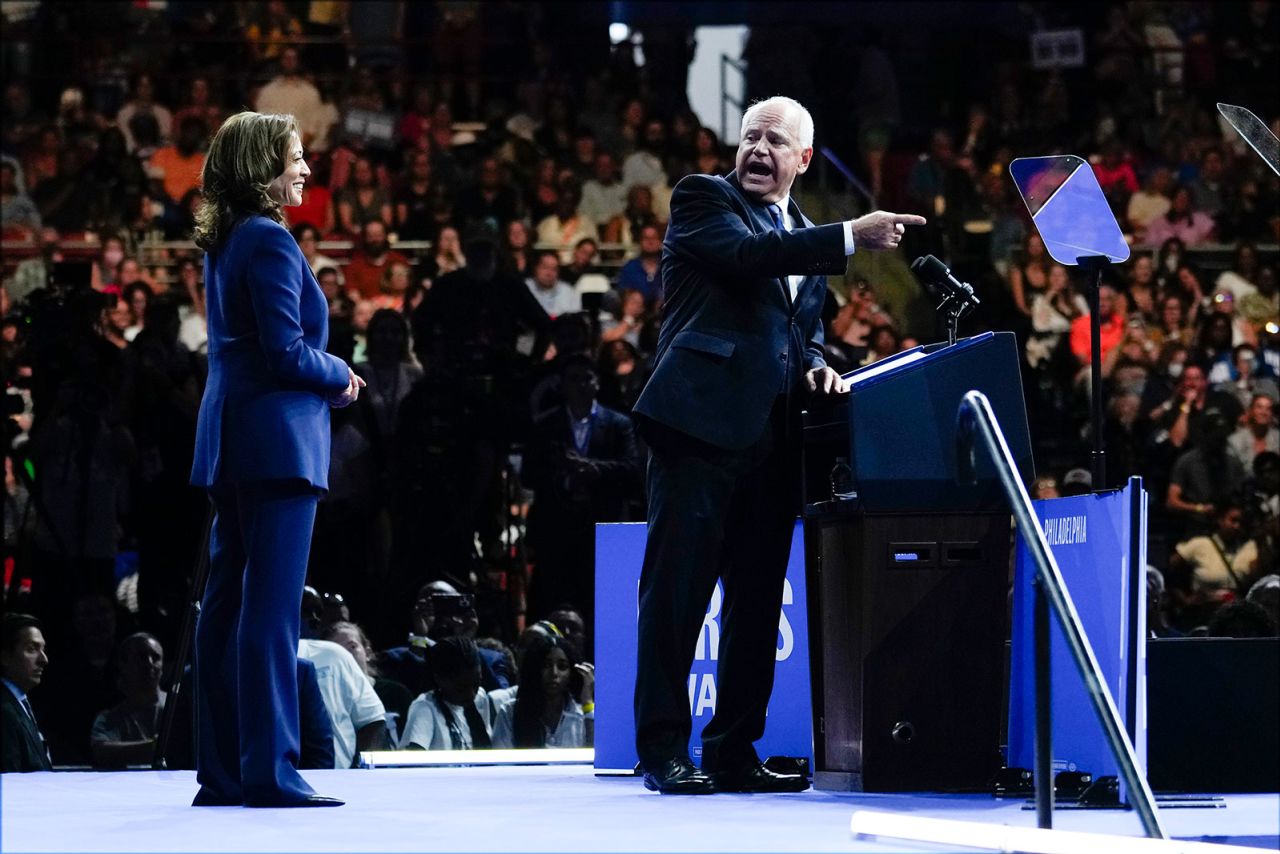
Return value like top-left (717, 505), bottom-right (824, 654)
top-left (712, 761), bottom-right (809, 793)
top-left (245, 795), bottom-right (345, 808)
top-left (641, 757), bottom-right (717, 794)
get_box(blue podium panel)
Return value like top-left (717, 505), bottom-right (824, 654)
top-left (1009, 483), bottom-right (1147, 796)
top-left (594, 521), bottom-right (813, 772)
top-left (843, 332), bottom-right (1033, 512)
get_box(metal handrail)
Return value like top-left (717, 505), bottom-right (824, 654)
top-left (955, 389), bottom-right (1165, 840)
top-left (817, 146), bottom-right (875, 210)
top-left (719, 54), bottom-right (747, 147)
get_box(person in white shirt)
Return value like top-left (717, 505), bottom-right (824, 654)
top-left (491, 634), bottom-right (593, 749)
top-left (1126, 167), bottom-right (1172, 238)
top-left (399, 636), bottom-right (493, 750)
top-left (525, 251), bottom-right (581, 319)
top-left (1171, 502), bottom-right (1260, 607)
top-left (1227, 394), bottom-right (1280, 472)
top-left (535, 186), bottom-right (600, 264)
top-left (253, 47), bottom-right (327, 149)
top-left (116, 73), bottom-right (173, 154)
top-left (580, 151), bottom-right (627, 228)
top-left (296, 638), bottom-right (386, 768)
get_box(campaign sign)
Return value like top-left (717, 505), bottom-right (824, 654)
top-left (594, 521), bottom-right (813, 771)
top-left (1009, 482), bottom-right (1147, 797)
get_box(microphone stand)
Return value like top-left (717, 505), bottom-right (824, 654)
top-left (151, 502), bottom-right (215, 769)
top-left (1077, 255), bottom-right (1109, 492)
top-left (936, 291), bottom-right (974, 347)
top-left (931, 284), bottom-right (977, 343)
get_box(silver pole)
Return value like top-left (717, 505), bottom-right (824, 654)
top-left (956, 390), bottom-right (1166, 839)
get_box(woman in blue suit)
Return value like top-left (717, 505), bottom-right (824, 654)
top-left (190, 112), bottom-right (363, 808)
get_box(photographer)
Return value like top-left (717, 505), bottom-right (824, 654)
top-left (377, 581), bottom-right (512, 698)
top-left (26, 379), bottom-right (135, 639)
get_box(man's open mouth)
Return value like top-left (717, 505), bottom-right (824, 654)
top-left (746, 162), bottom-right (772, 177)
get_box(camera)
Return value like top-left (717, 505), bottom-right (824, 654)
top-left (430, 592), bottom-right (475, 620)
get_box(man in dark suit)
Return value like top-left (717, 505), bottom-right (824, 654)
top-left (632, 96), bottom-right (925, 794)
top-left (1, 613), bottom-right (53, 772)
top-left (524, 354), bottom-right (644, 635)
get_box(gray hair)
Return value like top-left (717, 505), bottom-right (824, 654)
top-left (742, 96), bottom-right (814, 149)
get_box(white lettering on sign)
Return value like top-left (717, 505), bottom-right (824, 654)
top-left (688, 579), bottom-right (799, 715)
top-left (688, 672), bottom-right (717, 716)
top-left (695, 583), bottom-right (723, 661)
top-left (1043, 515), bottom-right (1087, 546)
top-left (777, 579), bottom-right (794, 662)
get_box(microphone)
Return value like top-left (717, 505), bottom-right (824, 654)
top-left (910, 255), bottom-right (980, 306)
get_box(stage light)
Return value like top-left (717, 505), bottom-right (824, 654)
top-left (850, 810), bottom-right (1273, 854)
top-left (356, 748), bottom-right (593, 769)
top-left (609, 23), bottom-right (630, 44)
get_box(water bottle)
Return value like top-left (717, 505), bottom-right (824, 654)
top-left (830, 456), bottom-right (856, 501)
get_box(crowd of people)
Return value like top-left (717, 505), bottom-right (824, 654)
top-left (2, 1), bottom-right (1278, 773)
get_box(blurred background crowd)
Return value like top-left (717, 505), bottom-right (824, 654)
top-left (1, 0), bottom-right (1277, 771)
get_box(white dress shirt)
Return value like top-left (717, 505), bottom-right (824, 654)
top-left (772, 194), bottom-right (857, 301)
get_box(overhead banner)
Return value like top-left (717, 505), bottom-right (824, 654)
top-left (1009, 481), bottom-right (1147, 797)
top-left (594, 522), bottom-right (813, 772)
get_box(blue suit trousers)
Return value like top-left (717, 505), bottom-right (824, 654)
top-left (194, 479), bottom-right (319, 805)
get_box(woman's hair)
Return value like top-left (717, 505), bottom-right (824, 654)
top-left (512, 634), bottom-right (571, 748)
top-left (1231, 241), bottom-right (1258, 275)
top-left (598, 338), bottom-right (640, 372)
top-left (365, 307), bottom-right (415, 363)
top-left (1165, 185), bottom-right (1193, 221)
top-left (114, 631), bottom-right (161, 668)
top-left (193, 111), bottom-right (298, 251)
top-left (430, 635), bottom-right (480, 681)
top-left (122, 280), bottom-right (153, 310)
top-left (321, 620), bottom-right (380, 678)
top-left (1173, 261), bottom-right (1204, 291)
top-left (379, 261), bottom-right (411, 294)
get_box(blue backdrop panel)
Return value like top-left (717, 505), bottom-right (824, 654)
top-left (594, 521), bottom-right (813, 771)
top-left (1009, 483), bottom-right (1147, 795)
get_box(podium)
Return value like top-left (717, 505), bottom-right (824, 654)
top-left (801, 332), bottom-right (1031, 791)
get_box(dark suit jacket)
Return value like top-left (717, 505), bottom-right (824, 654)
top-left (523, 403), bottom-right (643, 528)
top-left (633, 171), bottom-right (847, 450)
top-left (191, 215), bottom-right (350, 489)
top-left (1, 686), bottom-right (52, 772)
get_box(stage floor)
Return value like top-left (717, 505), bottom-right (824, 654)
top-left (2, 766), bottom-right (1276, 853)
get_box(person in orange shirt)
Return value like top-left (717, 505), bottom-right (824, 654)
top-left (1070, 283), bottom-right (1126, 365)
top-left (149, 117), bottom-right (207, 204)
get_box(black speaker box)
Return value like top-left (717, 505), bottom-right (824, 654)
top-left (1147, 638), bottom-right (1279, 793)
top-left (804, 510), bottom-right (1010, 791)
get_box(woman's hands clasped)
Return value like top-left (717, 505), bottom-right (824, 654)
top-left (328, 367), bottom-right (367, 408)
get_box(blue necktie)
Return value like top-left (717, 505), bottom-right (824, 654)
top-left (767, 203), bottom-right (786, 232)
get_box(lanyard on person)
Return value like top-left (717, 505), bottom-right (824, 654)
top-left (1208, 534), bottom-right (1243, 589)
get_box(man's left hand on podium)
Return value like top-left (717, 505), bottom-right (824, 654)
top-left (805, 366), bottom-right (848, 395)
